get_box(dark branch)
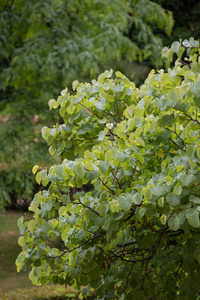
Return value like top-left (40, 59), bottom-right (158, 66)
top-left (170, 138), bottom-right (186, 152)
top-left (98, 177), bottom-right (115, 195)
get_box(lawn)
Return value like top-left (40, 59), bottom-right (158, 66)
top-left (0, 211), bottom-right (78, 299)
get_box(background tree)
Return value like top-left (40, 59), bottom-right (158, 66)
top-left (17, 39), bottom-right (200, 299)
top-left (0, 0), bottom-right (173, 210)
top-left (154, 0), bottom-right (200, 47)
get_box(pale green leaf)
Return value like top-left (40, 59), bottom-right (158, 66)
top-left (32, 165), bottom-right (39, 174)
top-left (119, 196), bottom-right (131, 211)
top-left (48, 99), bottom-right (57, 110)
top-left (173, 184), bottom-right (182, 195)
top-left (41, 199), bottom-right (53, 212)
top-left (160, 215), bottom-right (167, 225)
top-left (132, 193), bottom-right (142, 205)
top-left (18, 236), bottom-right (25, 247)
top-left (166, 193), bottom-right (180, 206)
top-left (188, 212), bottom-right (200, 228)
top-left (74, 163), bottom-right (85, 178)
top-left (168, 215), bottom-right (179, 231)
top-left (72, 80), bottom-right (79, 91)
top-left (41, 126), bottom-right (50, 139)
top-left (171, 41), bottom-right (181, 53)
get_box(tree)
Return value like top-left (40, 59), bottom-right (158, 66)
top-left (0, 0), bottom-right (173, 209)
top-left (17, 38), bottom-right (200, 299)
top-left (154, 0), bottom-right (200, 44)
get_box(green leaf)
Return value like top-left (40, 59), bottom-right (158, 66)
top-left (171, 41), bottom-right (181, 53)
top-left (177, 46), bottom-right (185, 59)
top-left (167, 90), bottom-right (177, 106)
top-left (48, 99), bottom-right (57, 110)
top-left (160, 215), bottom-right (167, 225)
top-left (118, 196), bottom-right (131, 211)
top-left (122, 77), bottom-right (135, 89)
top-left (132, 193), bottom-right (142, 205)
top-left (98, 161), bottom-right (109, 173)
top-left (186, 145), bottom-right (195, 160)
top-left (41, 126), bottom-right (50, 139)
top-left (134, 117), bottom-right (143, 127)
top-left (180, 174), bottom-right (195, 186)
top-left (164, 176), bottom-right (173, 186)
top-left (56, 165), bottom-right (64, 178)
top-left (166, 193), bottom-right (180, 206)
top-left (36, 172), bottom-right (42, 185)
top-left (189, 195), bottom-right (200, 204)
top-left (79, 275), bottom-right (89, 286)
top-left (167, 49), bottom-right (174, 62)
top-left (99, 131), bottom-right (104, 141)
top-left (59, 206), bottom-right (67, 216)
top-left (62, 194), bottom-right (70, 205)
top-left (41, 199), bottom-right (53, 212)
top-left (98, 70), bottom-right (113, 84)
top-left (197, 148), bottom-right (200, 159)
top-left (160, 114), bottom-right (175, 126)
top-left (72, 80), bottom-right (79, 91)
top-left (18, 236), bottom-right (25, 247)
top-left (94, 99), bottom-right (106, 110)
top-left (168, 215), bottom-right (179, 231)
top-left (125, 105), bottom-right (135, 118)
top-left (32, 165), bottom-right (39, 174)
top-left (143, 187), bottom-right (152, 199)
top-left (187, 212), bottom-right (200, 228)
top-left (49, 144), bottom-right (57, 155)
top-left (40, 170), bottom-right (47, 180)
top-left (28, 220), bottom-right (36, 233)
top-left (115, 71), bottom-right (125, 78)
top-left (111, 84), bottom-right (124, 93)
top-left (173, 184), bottom-right (182, 195)
top-left (74, 163), bottom-right (85, 178)
top-left (29, 193), bottom-right (40, 212)
top-left (177, 165), bottom-right (184, 172)
top-left (135, 137), bottom-right (145, 147)
top-left (158, 197), bottom-right (164, 207)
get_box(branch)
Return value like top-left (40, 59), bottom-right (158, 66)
top-left (111, 164), bottom-right (121, 189)
top-left (79, 103), bottom-right (103, 120)
top-left (98, 177), bottom-right (115, 195)
top-left (79, 198), bottom-right (100, 216)
top-left (107, 127), bottom-right (118, 138)
top-left (47, 233), bottom-right (105, 259)
top-left (167, 126), bottom-right (186, 148)
top-left (181, 111), bottom-right (200, 125)
top-left (170, 138), bottom-right (186, 152)
top-left (115, 93), bottom-right (121, 123)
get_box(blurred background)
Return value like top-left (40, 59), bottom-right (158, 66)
top-left (0, 0), bottom-right (199, 298)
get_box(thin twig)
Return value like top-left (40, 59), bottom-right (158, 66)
top-left (98, 177), bottom-right (115, 194)
top-left (79, 199), bottom-right (100, 216)
top-left (115, 93), bottom-right (121, 122)
top-left (181, 111), bottom-right (200, 125)
top-left (167, 126), bottom-right (186, 148)
top-left (47, 233), bottom-right (105, 259)
top-left (170, 138), bottom-right (186, 152)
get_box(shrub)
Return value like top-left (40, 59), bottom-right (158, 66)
top-left (17, 38), bottom-right (200, 299)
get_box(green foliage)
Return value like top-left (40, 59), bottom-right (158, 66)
top-left (126, 0), bottom-right (174, 68)
top-left (17, 39), bottom-right (200, 298)
top-left (154, 0), bottom-right (200, 44)
top-left (0, 0), bottom-right (173, 210)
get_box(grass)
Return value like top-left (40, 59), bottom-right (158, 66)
top-left (0, 211), bottom-right (78, 300)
